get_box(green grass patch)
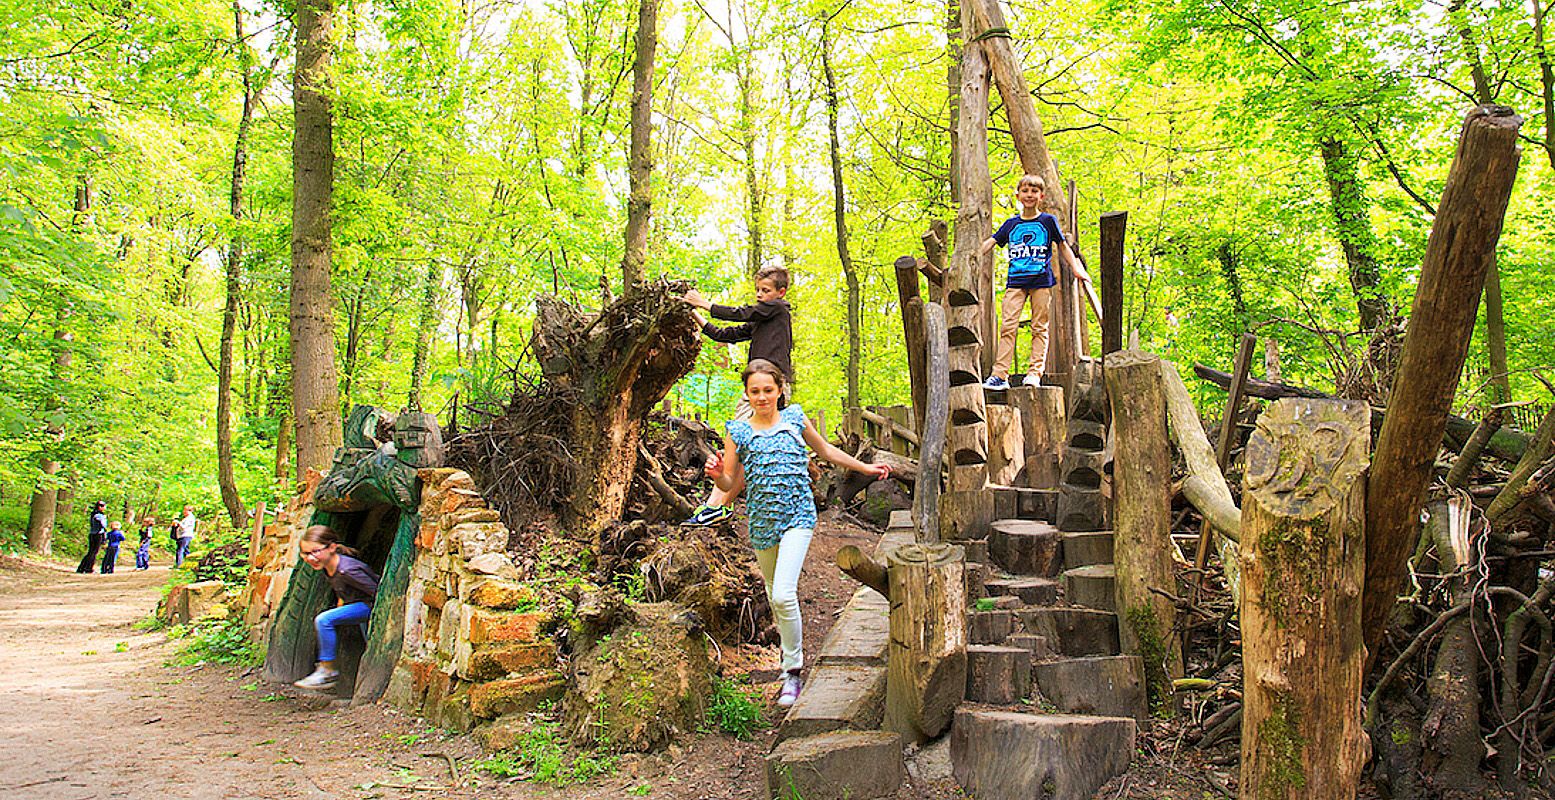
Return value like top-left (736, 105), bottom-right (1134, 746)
top-left (705, 675), bottom-right (768, 740)
top-left (472, 719), bottom-right (617, 787)
top-left (169, 615), bottom-right (264, 667)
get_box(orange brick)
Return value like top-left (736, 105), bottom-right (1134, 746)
top-left (467, 672), bottom-right (565, 719)
top-left (440, 488), bottom-right (484, 514)
top-left (465, 609), bottom-right (549, 645)
top-left (467, 643), bottom-right (558, 681)
top-left (467, 579), bottom-right (536, 610)
top-left (423, 586), bottom-right (448, 610)
top-left (416, 520), bottom-right (438, 550)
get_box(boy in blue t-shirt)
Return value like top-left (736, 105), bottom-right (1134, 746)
top-left (977, 174), bottom-right (1092, 389)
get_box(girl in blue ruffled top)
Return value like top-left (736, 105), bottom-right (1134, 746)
top-left (705, 359), bottom-right (891, 707)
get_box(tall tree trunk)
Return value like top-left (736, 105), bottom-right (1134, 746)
top-left (217, 0), bottom-right (258, 530)
top-left (740, 65), bottom-right (763, 276)
top-left (290, 0), bottom-right (343, 475)
top-left (946, 0), bottom-right (961, 206)
top-left (26, 174), bottom-right (91, 553)
top-left (1533, 0), bottom-right (1555, 168)
top-left (408, 259), bottom-right (441, 411)
top-left (821, 16), bottom-right (860, 409)
top-left (621, 0), bottom-right (657, 290)
top-left (1317, 136), bottom-right (1390, 332)
top-left (1484, 262), bottom-right (1512, 405)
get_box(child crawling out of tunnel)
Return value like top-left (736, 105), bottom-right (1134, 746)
top-left (293, 524), bottom-right (381, 691)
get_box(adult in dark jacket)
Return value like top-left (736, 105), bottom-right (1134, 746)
top-left (76, 501), bottom-right (109, 574)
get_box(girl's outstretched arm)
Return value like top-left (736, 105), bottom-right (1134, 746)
top-left (705, 435), bottom-right (744, 493)
top-left (802, 420), bottom-right (891, 480)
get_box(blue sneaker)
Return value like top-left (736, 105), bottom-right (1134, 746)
top-left (982, 375), bottom-right (1009, 390)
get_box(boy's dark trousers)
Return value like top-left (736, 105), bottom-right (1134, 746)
top-left (100, 544), bottom-right (120, 574)
top-left (76, 534), bottom-right (104, 574)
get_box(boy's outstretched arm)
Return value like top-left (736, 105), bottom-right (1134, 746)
top-left (1059, 241), bottom-right (1092, 284)
top-left (801, 421), bottom-right (890, 479)
top-left (978, 236), bottom-right (998, 258)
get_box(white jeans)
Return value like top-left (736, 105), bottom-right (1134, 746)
top-left (755, 527), bottom-right (814, 674)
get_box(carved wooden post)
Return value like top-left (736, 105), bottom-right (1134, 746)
top-left (1104, 350), bottom-right (1181, 711)
top-left (885, 543), bottom-right (967, 743)
top-left (895, 255), bottom-right (929, 435)
top-left (917, 302), bottom-right (948, 542)
top-left (1240, 399), bottom-right (1369, 800)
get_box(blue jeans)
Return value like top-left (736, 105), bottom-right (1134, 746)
top-left (314, 602), bottom-right (372, 662)
top-left (174, 537), bottom-right (192, 567)
top-left (99, 544), bottom-right (120, 574)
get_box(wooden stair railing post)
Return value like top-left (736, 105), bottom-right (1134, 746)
top-left (1160, 360), bottom-right (1242, 603)
top-left (1239, 398), bottom-right (1369, 800)
top-left (918, 302), bottom-right (948, 543)
top-left (1105, 349), bottom-right (1182, 712)
top-left (884, 543), bottom-right (967, 744)
top-left (1195, 332), bottom-right (1257, 585)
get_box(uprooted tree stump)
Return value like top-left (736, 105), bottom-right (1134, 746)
top-left (530, 280), bottom-right (702, 538)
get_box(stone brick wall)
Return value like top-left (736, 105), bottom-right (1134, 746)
top-left (241, 469), bottom-right (324, 638)
top-left (383, 467), bottom-right (564, 733)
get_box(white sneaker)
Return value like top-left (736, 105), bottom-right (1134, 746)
top-left (777, 672), bottom-right (803, 707)
top-left (1022, 374), bottom-right (1043, 387)
top-left (293, 666), bottom-right (339, 690)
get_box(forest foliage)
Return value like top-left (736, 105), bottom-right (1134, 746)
top-left (1, 0), bottom-right (1549, 550)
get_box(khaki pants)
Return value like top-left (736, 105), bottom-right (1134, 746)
top-left (992, 286), bottom-right (1052, 379)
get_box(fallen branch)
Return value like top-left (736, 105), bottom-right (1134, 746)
top-left (836, 544), bottom-right (890, 598)
top-left (637, 444), bottom-right (694, 518)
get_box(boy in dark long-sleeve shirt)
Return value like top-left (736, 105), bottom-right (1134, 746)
top-left (681, 266), bottom-right (795, 525)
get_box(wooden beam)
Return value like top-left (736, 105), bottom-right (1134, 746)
top-left (1099, 211), bottom-right (1126, 355)
top-left (1159, 360), bottom-right (1241, 602)
top-left (1363, 106), bottom-right (1523, 663)
top-left (895, 256), bottom-right (929, 436)
top-left (916, 302), bottom-right (949, 541)
top-left (836, 544), bottom-right (890, 598)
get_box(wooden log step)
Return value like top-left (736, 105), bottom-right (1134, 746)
top-left (1065, 419), bottom-right (1107, 452)
top-left (938, 490), bottom-right (994, 542)
top-left (965, 645), bottom-right (1032, 704)
top-left (1006, 632), bottom-right (1056, 659)
top-left (947, 383), bottom-right (986, 421)
top-left (968, 609), bottom-right (1015, 645)
top-left (1069, 383), bottom-right (1107, 423)
top-left (765, 730), bottom-right (904, 800)
top-left (1062, 564), bottom-right (1117, 612)
top-left (962, 539), bottom-right (988, 564)
top-left (775, 663), bottom-right (888, 744)
top-left (1060, 531), bottom-right (1114, 568)
top-left (982, 384), bottom-right (1008, 404)
top-left (964, 562), bottom-right (991, 600)
top-left (989, 484), bottom-right (1058, 523)
top-left (988, 519), bottom-right (1061, 576)
top-left (1056, 486), bottom-right (1109, 533)
top-left (815, 587), bottom-right (890, 667)
top-left (1031, 655), bottom-right (1147, 721)
top-left (1060, 445), bottom-right (1108, 489)
top-left (984, 576), bottom-right (1060, 606)
top-left (886, 509), bottom-right (913, 532)
top-left (1017, 607), bottom-right (1121, 657)
top-left (950, 709), bottom-right (1134, 800)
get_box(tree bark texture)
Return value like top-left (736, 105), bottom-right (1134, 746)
top-left (1486, 404), bottom-right (1555, 524)
top-left (944, 34), bottom-right (992, 492)
top-left (1105, 350), bottom-right (1182, 710)
top-left (408, 258), bottom-right (441, 411)
top-left (1239, 398), bottom-right (1369, 800)
top-left (895, 256), bottom-right (928, 434)
top-left (1008, 385), bottom-right (1063, 490)
top-left (531, 283), bottom-right (701, 537)
top-left (621, 0), bottom-right (657, 289)
top-left (290, 0), bottom-right (344, 475)
top-left (1484, 263), bottom-right (1511, 405)
top-left (1099, 211), bottom-right (1125, 356)
top-left (821, 17), bottom-right (861, 410)
top-left (946, 0), bottom-right (961, 205)
top-left (218, 0), bottom-right (258, 530)
top-left (885, 543), bottom-right (967, 742)
top-left (1362, 106), bottom-right (1523, 661)
top-left (1419, 497), bottom-right (1485, 792)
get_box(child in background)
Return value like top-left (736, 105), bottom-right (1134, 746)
top-left (100, 520), bottom-right (125, 574)
top-left (976, 174), bottom-right (1093, 389)
top-left (681, 266), bottom-right (796, 527)
top-left (135, 518), bottom-right (154, 571)
top-left (704, 359), bottom-right (890, 707)
top-left (293, 525), bottom-right (381, 690)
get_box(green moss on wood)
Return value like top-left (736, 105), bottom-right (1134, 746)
top-left (1259, 690), bottom-right (1308, 798)
top-left (1125, 603), bottom-right (1172, 713)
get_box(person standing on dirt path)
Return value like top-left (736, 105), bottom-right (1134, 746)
top-left (76, 500), bottom-right (109, 574)
top-left (174, 505), bottom-right (197, 568)
top-left (292, 525), bottom-right (381, 691)
top-left (703, 359), bottom-right (890, 708)
top-left (99, 520), bottom-right (125, 574)
top-left (135, 518), bottom-right (154, 571)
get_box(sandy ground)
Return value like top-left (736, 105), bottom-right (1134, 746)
top-left (0, 514), bottom-right (960, 800)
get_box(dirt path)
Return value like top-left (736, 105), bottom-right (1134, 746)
top-left (0, 515), bottom-right (952, 800)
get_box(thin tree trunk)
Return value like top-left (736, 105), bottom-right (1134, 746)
top-left (1534, 0), bottom-right (1555, 168)
top-left (821, 15), bottom-right (860, 409)
top-left (1484, 262), bottom-right (1511, 404)
top-left (26, 174), bottom-right (90, 553)
top-left (739, 55), bottom-right (763, 276)
top-left (217, 0), bottom-right (258, 530)
top-left (621, 0), bottom-right (657, 290)
top-left (1317, 136), bottom-right (1390, 331)
top-left (290, 0), bottom-right (343, 475)
top-left (408, 259), bottom-right (441, 410)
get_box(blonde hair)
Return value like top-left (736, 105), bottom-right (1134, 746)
top-left (1017, 174), bottom-right (1046, 191)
